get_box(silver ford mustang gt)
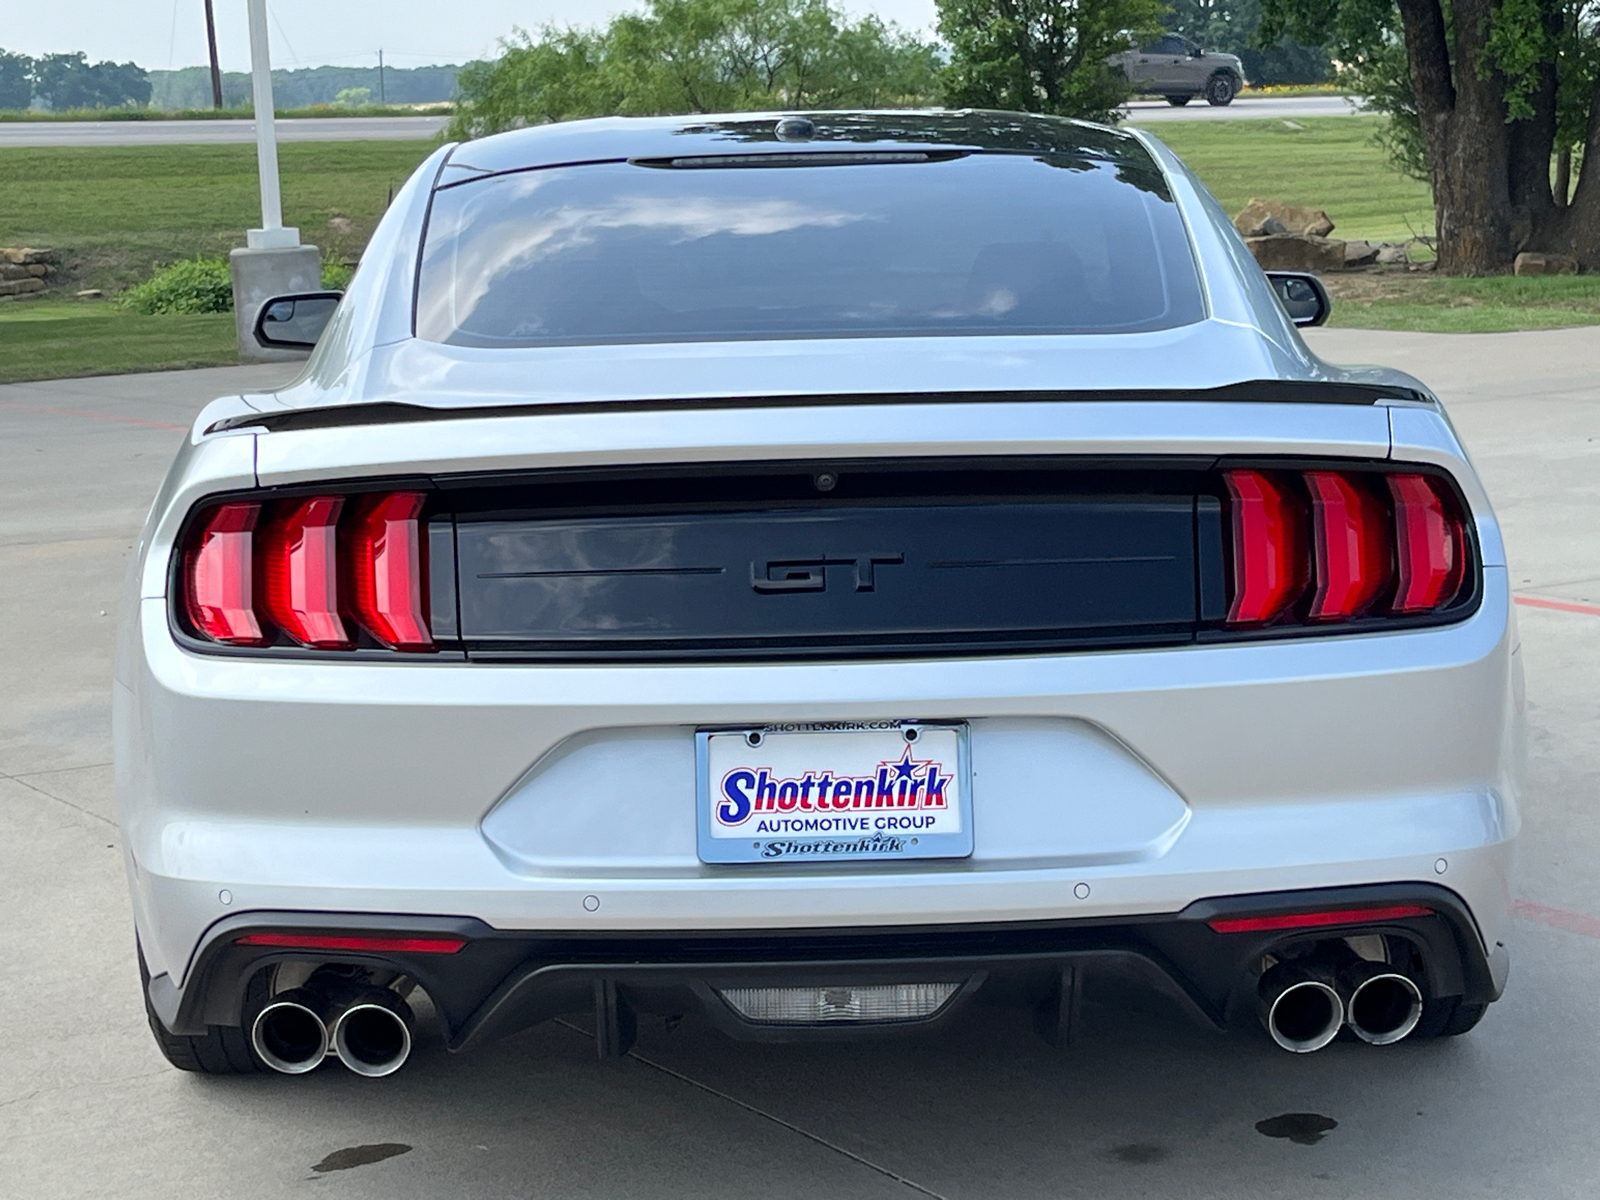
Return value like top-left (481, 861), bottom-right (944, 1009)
top-left (116, 111), bottom-right (1521, 1077)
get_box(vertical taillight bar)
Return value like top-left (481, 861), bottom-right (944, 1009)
top-left (344, 492), bottom-right (434, 652)
top-left (184, 503), bottom-right (267, 645)
top-left (1389, 474), bottom-right (1464, 612)
top-left (1223, 470), bottom-right (1304, 625)
top-left (258, 497), bottom-right (350, 648)
top-left (1305, 472), bottom-right (1392, 620)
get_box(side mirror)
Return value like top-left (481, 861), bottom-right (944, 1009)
top-left (1265, 271), bottom-right (1331, 328)
top-left (253, 292), bottom-right (342, 350)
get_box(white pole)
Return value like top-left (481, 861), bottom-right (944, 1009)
top-left (246, 0), bottom-right (298, 248)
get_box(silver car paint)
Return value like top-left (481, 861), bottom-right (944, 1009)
top-left (117, 118), bottom-right (1520, 999)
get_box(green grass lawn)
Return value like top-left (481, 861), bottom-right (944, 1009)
top-left (1325, 273), bottom-right (1600, 333)
top-left (1130, 115), bottom-right (1437, 247)
top-left (0, 299), bottom-right (236, 384)
top-left (0, 140), bottom-right (437, 293)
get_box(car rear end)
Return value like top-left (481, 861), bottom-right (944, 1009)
top-left (116, 113), bottom-right (1520, 1075)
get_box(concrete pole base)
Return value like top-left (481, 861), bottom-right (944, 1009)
top-left (230, 244), bottom-right (323, 363)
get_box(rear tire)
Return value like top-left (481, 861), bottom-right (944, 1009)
top-left (139, 939), bottom-right (265, 1074)
top-left (1412, 995), bottom-right (1488, 1040)
top-left (1165, 95), bottom-right (1192, 107)
top-left (1205, 74), bottom-right (1236, 106)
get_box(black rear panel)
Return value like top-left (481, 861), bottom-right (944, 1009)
top-left (443, 461), bottom-right (1209, 661)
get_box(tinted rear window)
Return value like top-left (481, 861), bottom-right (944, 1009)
top-left (415, 152), bottom-right (1204, 348)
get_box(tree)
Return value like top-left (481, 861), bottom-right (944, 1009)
top-left (0, 50), bottom-right (32, 110)
top-left (1262, 0), bottom-right (1600, 273)
top-left (30, 52), bottom-right (150, 111)
top-left (1166, 0), bottom-right (1332, 86)
top-left (935, 0), bottom-right (1167, 123)
top-left (449, 0), bottom-right (941, 139)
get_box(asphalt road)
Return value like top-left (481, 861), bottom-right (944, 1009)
top-left (0, 97), bottom-right (1357, 147)
top-left (0, 115), bottom-right (451, 148)
top-left (1124, 94), bottom-right (1361, 122)
top-left (3, 326), bottom-right (1599, 1198)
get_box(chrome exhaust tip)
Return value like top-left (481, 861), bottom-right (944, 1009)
top-left (1345, 970), bottom-right (1424, 1045)
top-left (250, 990), bottom-right (331, 1074)
top-left (1259, 964), bottom-right (1344, 1054)
top-left (332, 991), bottom-right (414, 1078)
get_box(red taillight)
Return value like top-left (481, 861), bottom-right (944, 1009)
top-left (1207, 905), bottom-right (1432, 934)
top-left (1222, 467), bottom-right (1468, 628)
top-left (1389, 474), bottom-right (1464, 612)
top-left (1223, 470), bottom-right (1304, 625)
top-left (1305, 472), bottom-right (1392, 620)
top-left (258, 497), bottom-right (350, 649)
top-left (185, 503), bottom-right (267, 645)
top-left (344, 492), bottom-right (434, 652)
top-left (234, 933), bottom-right (466, 954)
top-left (181, 490), bottom-right (435, 652)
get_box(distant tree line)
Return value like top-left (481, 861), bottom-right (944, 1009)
top-left (147, 64), bottom-right (460, 110)
top-left (448, 0), bottom-right (1333, 138)
top-left (0, 50), bottom-right (150, 110)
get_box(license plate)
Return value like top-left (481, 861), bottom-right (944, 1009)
top-left (696, 722), bottom-right (972, 864)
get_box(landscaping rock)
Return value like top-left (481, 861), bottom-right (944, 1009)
top-left (1244, 233), bottom-right (1347, 273)
top-left (1514, 251), bottom-right (1578, 276)
top-left (1376, 244), bottom-right (1410, 264)
top-left (1235, 199), bottom-right (1335, 238)
top-left (0, 277), bottom-right (47, 296)
top-left (0, 247), bottom-right (56, 266)
top-left (1343, 240), bottom-right (1381, 267)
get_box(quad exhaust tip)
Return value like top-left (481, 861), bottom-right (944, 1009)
top-left (251, 989), bottom-right (331, 1074)
top-left (332, 994), bottom-right (415, 1078)
top-left (1345, 971), bottom-right (1424, 1045)
top-left (1261, 969), bottom-right (1344, 1054)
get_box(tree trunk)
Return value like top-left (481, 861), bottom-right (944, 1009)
top-left (1535, 82), bottom-right (1600, 268)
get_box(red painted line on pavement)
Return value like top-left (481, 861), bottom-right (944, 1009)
top-left (0, 397), bottom-right (186, 432)
top-left (1514, 594), bottom-right (1600, 617)
top-left (1514, 899), bottom-right (1600, 940)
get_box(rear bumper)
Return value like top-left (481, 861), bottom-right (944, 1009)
top-left (118, 569), bottom-right (1522, 997)
top-left (149, 883), bottom-right (1505, 1045)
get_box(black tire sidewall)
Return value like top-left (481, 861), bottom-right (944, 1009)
top-left (1206, 74), bottom-right (1235, 105)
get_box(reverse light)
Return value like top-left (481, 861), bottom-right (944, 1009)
top-left (344, 492), bottom-right (433, 651)
top-left (1223, 470), bottom-right (1303, 625)
top-left (258, 496), bottom-right (349, 648)
top-left (1305, 472), bottom-right (1392, 620)
top-left (185, 503), bottom-right (267, 645)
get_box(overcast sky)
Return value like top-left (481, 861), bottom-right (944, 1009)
top-left (7, 0), bottom-right (940, 71)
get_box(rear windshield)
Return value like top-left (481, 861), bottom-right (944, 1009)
top-left (415, 152), bottom-right (1204, 348)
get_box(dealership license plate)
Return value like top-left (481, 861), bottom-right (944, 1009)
top-left (696, 722), bottom-right (972, 865)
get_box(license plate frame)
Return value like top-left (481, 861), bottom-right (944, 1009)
top-left (696, 721), bottom-right (972, 865)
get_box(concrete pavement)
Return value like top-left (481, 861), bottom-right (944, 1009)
top-left (3, 328), bottom-right (1599, 1198)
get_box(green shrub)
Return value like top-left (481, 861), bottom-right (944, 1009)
top-left (321, 260), bottom-right (354, 290)
top-left (122, 256), bottom-right (233, 314)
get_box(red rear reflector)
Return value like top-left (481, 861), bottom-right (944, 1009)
top-left (1223, 470), bottom-right (1304, 625)
top-left (258, 496), bottom-right (350, 648)
top-left (1305, 472), bottom-right (1392, 620)
top-left (1389, 474), bottom-right (1464, 612)
top-left (345, 492), bottom-right (434, 652)
top-left (1207, 905), bottom-right (1432, 934)
top-left (185, 503), bottom-right (267, 645)
top-left (234, 933), bottom-right (466, 954)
